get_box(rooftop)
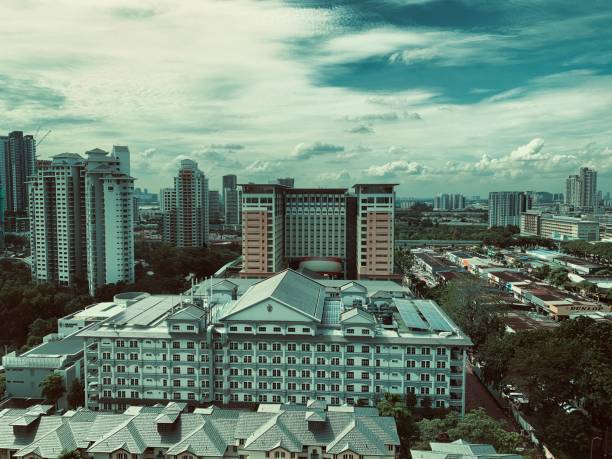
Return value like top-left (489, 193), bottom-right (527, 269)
top-left (0, 403), bottom-right (399, 458)
top-left (411, 439), bottom-right (522, 459)
top-left (78, 270), bottom-right (471, 345)
top-left (22, 335), bottom-right (83, 358)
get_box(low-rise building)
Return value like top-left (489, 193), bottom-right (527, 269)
top-left (2, 335), bottom-right (83, 408)
top-left (510, 282), bottom-right (608, 320)
top-left (413, 252), bottom-right (461, 275)
top-left (0, 401), bottom-right (400, 459)
top-left (555, 255), bottom-right (604, 275)
top-left (78, 269), bottom-right (472, 413)
top-left (411, 439), bottom-right (523, 459)
top-left (520, 212), bottom-right (599, 241)
top-left (1, 294), bottom-right (146, 407)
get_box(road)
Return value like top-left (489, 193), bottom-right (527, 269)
top-left (465, 365), bottom-right (518, 431)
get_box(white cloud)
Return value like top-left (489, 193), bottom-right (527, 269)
top-left (367, 160), bottom-right (424, 177)
top-left (246, 160), bottom-right (282, 173)
top-left (317, 171), bottom-right (351, 181)
top-left (292, 142), bottom-right (345, 159)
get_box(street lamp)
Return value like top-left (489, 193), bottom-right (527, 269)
top-left (591, 436), bottom-right (602, 459)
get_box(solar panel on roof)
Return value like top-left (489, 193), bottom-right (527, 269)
top-left (394, 300), bottom-right (430, 330)
top-left (415, 300), bottom-right (454, 332)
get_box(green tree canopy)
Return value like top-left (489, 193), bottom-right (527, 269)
top-left (415, 408), bottom-right (521, 454)
top-left (40, 372), bottom-right (65, 407)
top-left (377, 393), bottom-right (419, 457)
top-left (67, 379), bottom-right (85, 409)
top-left (57, 449), bottom-right (81, 459)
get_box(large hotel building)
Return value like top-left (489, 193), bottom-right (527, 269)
top-left (79, 269), bottom-right (471, 414)
top-left (240, 183), bottom-right (397, 279)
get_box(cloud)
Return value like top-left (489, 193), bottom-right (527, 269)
top-left (0, 74), bottom-right (65, 110)
top-left (318, 171), bottom-right (351, 181)
top-left (345, 111), bottom-right (422, 122)
top-left (111, 7), bottom-right (158, 20)
top-left (444, 138), bottom-right (582, 179)
top-left (209, 143), bottom-right (244, 150)
top-left (347, 124), bottom-right (375, 134)
top-left (292, 142), bottom-right (345, 159)
top-left (367, 160), bottom-right (425, 177)
top-left (141, 148), bottom-right (157, 158)
top-left (246, 160), bottom-right (282, 173)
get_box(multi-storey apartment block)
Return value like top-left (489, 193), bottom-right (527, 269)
top-left (28, 148), bottom-right (134, 295)
top-left (79, 269), bottom-right (471, 414)
top-left (354, 184), bottom-right (396, 279)
top-left (1, 131), bottom-right (36, 233)
top-left (488, 191), bottom-right (530, 228)
top-left (240, 184), bottom-right (396, 279)
top-left (85, 147), bottom-right (135, 295)
top-left (566, 167), bottom-right (598, 210)
top-left (433, 193), bottom-right (466, 211)
top-left (29, 153), bottom-right (87, 287)
top-left (163, 159), bottom-right (209, 248)
top-left (0, 402), bottom-right (399, 459)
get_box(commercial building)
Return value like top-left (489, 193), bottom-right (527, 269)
top-left (209, 189), bottom-right (221, 222)
top-left (222, 174), bottom-right (237, 205)
top-left (413, 251), bottom-right (461, 275)
top-left (520, 212), bottom-right (599, 241)
top-left (79, 269), bottom-right (471, 413)
top-left (0, 131), bottom-right (36, 233)
top-left (1, 293), bottom-right (148, 408)
top-left (28, 148), bottom-right (135, 295)
top-left (411, 440), bottom-right (523, 459)
top-left (163, 160), bottom-right (209, 248)
top-left (241, 183), bottom-right (396, 279)
top-left (224, 187), bottom-right (242, 227)
top-left (2, 335), bottom-right (84, 409)
top-left (565, 167), bottom-right (598, 210)
top-left (277, 177), bottom-right (295, 188)
top-left (0, 402), bottom-right (399, 459)
top-left (433, 194), bottom-right (466, 211)
top-left (510, 282), bottom-right (608, 320)
top-left (488, 192), bottom-right (529, 228)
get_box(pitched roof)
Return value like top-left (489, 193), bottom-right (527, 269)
top-left (0, 403), bottom-right (399, 459)
top-left (220, 270), bottom-right (326, 322)
top-left (339, 307), bottom-right (375, 324)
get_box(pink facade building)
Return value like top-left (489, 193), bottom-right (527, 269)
top-left (240, 183), bottom-right (397, 279)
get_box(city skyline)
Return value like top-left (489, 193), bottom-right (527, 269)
top-left (1, 1), bottom-right (612, 195)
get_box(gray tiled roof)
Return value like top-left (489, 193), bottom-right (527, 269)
top-left (221, 270), bottom-right (326, 322)
top-left (0, 403), bottom-right (398, 459)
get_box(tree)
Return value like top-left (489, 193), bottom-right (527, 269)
top-left (67, 379), bottom-right (85, 409)
top-left (40, 372), bottom-right (65, 407)
top-left (416, 409), bottom-right (521, 454)
top-left (57, 450), bottom-right (82, 459)
top-left (377, 393), bottom-right (419, 456)
top-left (0, 373), bottom-right (5, 397)
top-left (395, 249), bottom-right (415, 277)
top-left (438, 278), bottom-right (505, 350)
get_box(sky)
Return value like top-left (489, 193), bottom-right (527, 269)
top-left (1, 0), bottom-right (612, 197)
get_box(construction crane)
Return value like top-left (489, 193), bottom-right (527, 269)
top-left (36, 129), bottom-right (51, 147)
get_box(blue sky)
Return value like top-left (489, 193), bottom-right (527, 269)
top-left (1, 0), bottom-right (611, 196)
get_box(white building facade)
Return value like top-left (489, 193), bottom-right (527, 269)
top-left (79, 270), bottom-right (471, 414)
top-left (29, 148), bottom-right (134, 294)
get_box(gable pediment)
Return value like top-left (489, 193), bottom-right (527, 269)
top-left (221, 298), bottom-right (315, 323)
